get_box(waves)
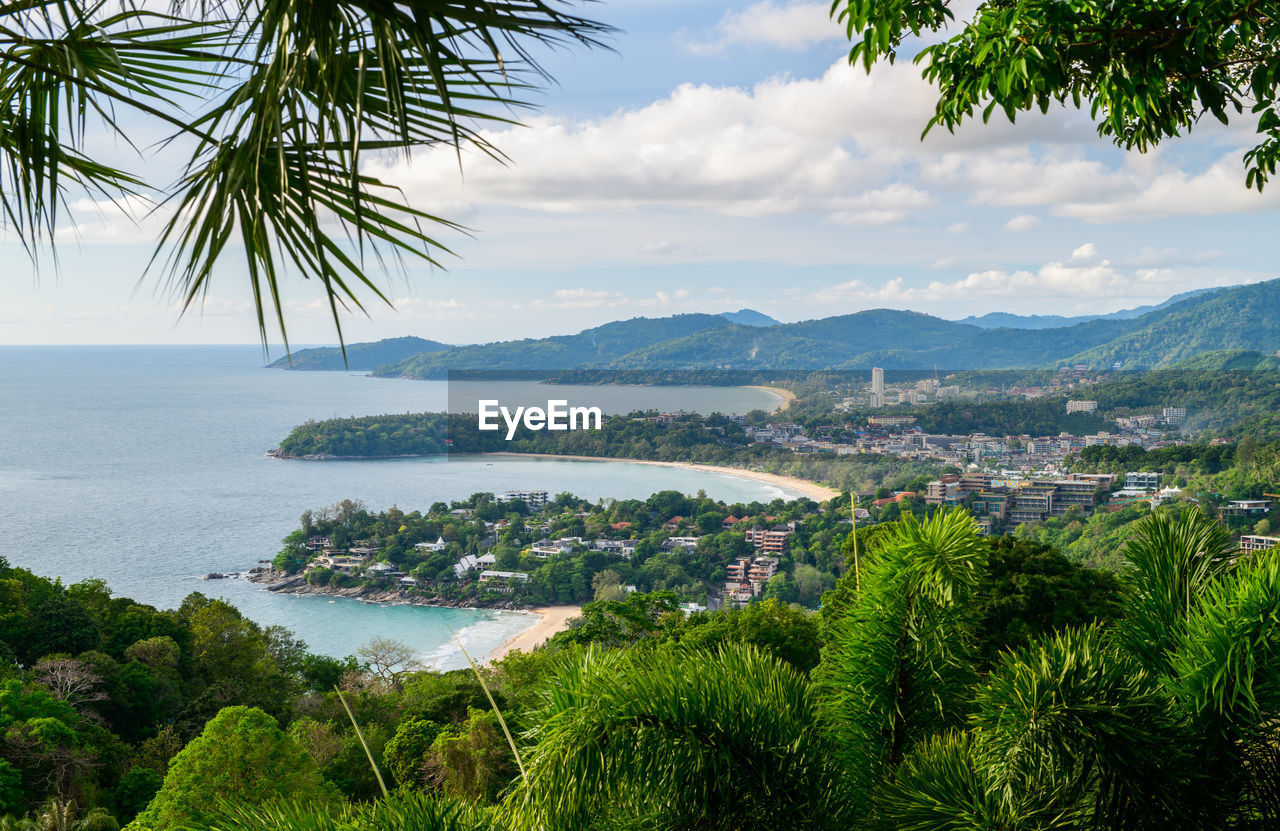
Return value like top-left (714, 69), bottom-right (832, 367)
top-left (419, 609), bottom-right (538, 671)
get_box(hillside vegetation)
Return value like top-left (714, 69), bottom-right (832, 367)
top-left (349, 279), bottom-right (1280, 377)
top-left (268, 336), bottom-right (450, 370)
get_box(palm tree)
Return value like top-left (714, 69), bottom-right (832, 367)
top-left (501, 507), bottom-right (1280, 829)
top-left (0, 0), bottom-right (609, 347)
top-left (505, 643), bottom-right (847, 830)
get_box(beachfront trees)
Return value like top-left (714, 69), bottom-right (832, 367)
top-left (835, 0), bottom-right (1280, 189)
top-left (0, 1), bottom-right (607, 345)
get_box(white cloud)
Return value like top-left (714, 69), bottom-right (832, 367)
top-left (685, 2), bottom-right (845, 53)
top-left (367, 59), bottom-right (1090, 226)
top-left (1072, 242), bottom-right (1098, 260)
top-left (373, 57), bottom-right (1265, 233)
top-left (797, 246), bottom-right (1217, 314)
top-left (1052, 156), bottom-right (1280, 221)
top-left (827, 184), bottom-right (934, 225)
top-left (531, 289), bottom-right (629, 310)
top-left (1003, 214), bottom-right (1041, 232)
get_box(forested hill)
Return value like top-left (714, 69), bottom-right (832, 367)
top-left (1062, 279), bottom-right (1280, 367)
top-left (267, 336), bottom-right (451, 370)
top-left (271, 280), bottom-right (1280, 377)
top-left (957, 287), bottom-right (1219, 329)
top-left (377, 313), bottom-right (734, 378)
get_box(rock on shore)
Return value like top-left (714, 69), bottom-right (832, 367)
top-left (246, 568), bottom-right (527, 610)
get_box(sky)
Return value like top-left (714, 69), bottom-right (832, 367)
top-left (3, 0), bottom-right (1279, 348)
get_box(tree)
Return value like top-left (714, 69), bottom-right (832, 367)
top-left (355, 636), bottom-right (421, 687)
top-left (178, 595), bottom-right (287, 717)
top-left (836, 0), bottom-right (1280, 189)
top-left (547, 592), bottom-right (679, 649)
top-left (675, 598), bottom-right (823, 674)
top-left (111, 768), bottom-right (164, 825)
top-left (974, 536), bottom-right (1123, 666)
top-left (502, 508), bottom-right (1280, 828)
top-left (130, 706), bottom-right (336, 831)
top-left (383, 718), bottom-right (444, 789)
top-left (506, 646), bottom-right (847, 829)
top-left (1, 1), bottom-right (608, 344)
top-left (32, 657), bottom-right (107, 713)
top-left (590, 569), bottom-right (626, 603)
top-left (424, 710), bottom-right (518, 804)
top-left (26, 597), bottom-right (100, 664)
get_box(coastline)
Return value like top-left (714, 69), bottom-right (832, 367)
top-left (485, 605), bottom-right (581, 663)
top-left (481, 452), bottom-right (838, 501)
top-left (746, 384), bottom-right (796, 412)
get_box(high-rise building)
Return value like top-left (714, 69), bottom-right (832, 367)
top-left (871, 367), bottom-right (884, 396)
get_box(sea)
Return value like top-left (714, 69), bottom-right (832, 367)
top-left (0, 346), bottom-right (794, 669)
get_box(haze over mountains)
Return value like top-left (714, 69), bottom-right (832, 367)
top-left (269, 280), bottom-right (1280, 375)
top-left (957, 288), bottom-right (1219, 329)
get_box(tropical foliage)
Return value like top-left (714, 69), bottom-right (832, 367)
top-left (7, 506), bottom-right (1278, 828)
top-left (498, 507), bottom-right (1280, 829)
top-left (0, 0), bottom-right (607, 343)
top-left (835, 0), bottom-right (1280, 190)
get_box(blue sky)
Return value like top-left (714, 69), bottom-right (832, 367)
top-left (3, 0), bottom-right (1279, 347)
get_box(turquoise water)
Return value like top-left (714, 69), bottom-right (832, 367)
top-left (0, 346), bottom-right (792, 668)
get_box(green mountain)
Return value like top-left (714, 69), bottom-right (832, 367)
top-left (719, 308), bottom-right (780, 327)
top-left (376, 313), bottom-right (732, 378)
top-left (957, 287), bottom-right (1220, 329)
top-left (610, 310), bottom-right (980, 369)
top-left (268, 336), bottom-right (451, 370)
top-left (289, 279), bottom-right (1280, 376)
top-left (612, 281), bottom-right (1280, 370)
top-left (1061, 280), bottom-right (1280, 368)
top-left (1166, 349), bottom-right (1280, 371)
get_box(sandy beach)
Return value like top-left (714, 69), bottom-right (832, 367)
top-left (483, 452), bottom-right (839, 501)
top-left (486, 605), bottom-right (581, 663)
top-left (746, 385), bottom-right (796, 412)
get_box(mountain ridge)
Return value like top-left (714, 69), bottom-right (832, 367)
top-left (268, 280), bottom-right (1280, 376)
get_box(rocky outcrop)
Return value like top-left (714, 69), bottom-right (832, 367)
top-left (246, 568), bottom-right (527, 610)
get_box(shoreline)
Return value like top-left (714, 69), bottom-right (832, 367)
top-left (481, 452), bottom-right (838, 501)
top-left (485, 605), bottom-right (581, 663)
top-left (746, 384), bottom-right (796, 412)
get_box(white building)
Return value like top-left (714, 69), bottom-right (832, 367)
top-left (1240, 535), bottom-right (1279, 554)
top-left (498, 490), bottom-right (549, 510)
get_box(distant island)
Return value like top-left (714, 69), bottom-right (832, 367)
top-left (264, 280), bottom-right (1280, 378)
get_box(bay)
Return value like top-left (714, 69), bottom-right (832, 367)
top-left (0, 346), bottom-right (793, 668)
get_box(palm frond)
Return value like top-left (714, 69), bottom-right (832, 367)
top-left (814, 508), bottom-right (986, 814)
top-left (503, 644), bottom-right (848, 831)
top-left (183, 792), bottom-right (495, 830)
top-left (971, 624), bottom-right (1190, 828)
top-left (0, 0), bottom-right (611, 348)
top-left (1167, 549), bottom-right (1280, 824)
top-left (876, 731), bottom-right (1055, 831)
top-left (1117, 507), bottom-right (1238, 674)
